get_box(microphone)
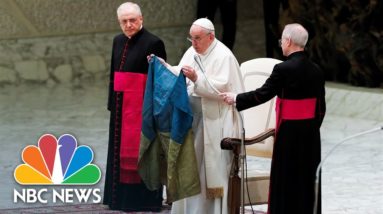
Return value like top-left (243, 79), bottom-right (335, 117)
top-left (313, 126), bottom-right (383, 214)
top-left (194, 55), bottom-right (205, 73)
top-left (193, 54), bottom-right (221, 94)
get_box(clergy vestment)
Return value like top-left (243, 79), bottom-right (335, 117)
top-left (236, 51), bottom-right (326, 214)
top-left (171, 39), bottom-right (245, 214)
top-left (103, 28), bottom-right (167, 212)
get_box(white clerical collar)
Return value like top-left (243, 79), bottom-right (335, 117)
top-left (199, 39), bottom-right (218, 57)
top-left (127, 25), bottom-right (143, 39)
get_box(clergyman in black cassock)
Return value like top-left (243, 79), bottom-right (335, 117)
top-left (222, 23), bottom-right (326, 214)
top-left (103, 2), bottom-right (167, 212)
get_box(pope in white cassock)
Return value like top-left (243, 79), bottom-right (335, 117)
top-left (157, 18), bottom-right (244, 214)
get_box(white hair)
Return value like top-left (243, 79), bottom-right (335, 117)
top-left (282, 23), bottom-right (309, 48)
top-left (117, 2), bottom-right (142, 17)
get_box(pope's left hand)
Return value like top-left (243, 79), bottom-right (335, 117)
top-left (182, 65), bottom-right (198, 82)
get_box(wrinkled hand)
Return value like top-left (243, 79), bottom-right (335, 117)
top-left (220, 92), bottom-right (237, 105)
top-left (182, 65), bottom-right (198, 82)
top-left (147, 54), bottom-right (166, 65)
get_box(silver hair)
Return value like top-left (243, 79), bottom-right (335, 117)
top-left (282, 23), bottom-right (308, 48)
top-left (117, 2), bottom-right (142, 17)
top-left (199, 27), bottom-right (215, 36)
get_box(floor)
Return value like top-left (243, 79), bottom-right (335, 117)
top-left (0, 82), bottom-right (382, 214)
top-left (0, 4), bottom-right (381, 211)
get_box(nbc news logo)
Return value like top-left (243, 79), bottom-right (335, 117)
top-left (13, 134), bottom-right (102, 203)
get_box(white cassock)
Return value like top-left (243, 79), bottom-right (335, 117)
top-left (170, 38), bottom-right (244, 214)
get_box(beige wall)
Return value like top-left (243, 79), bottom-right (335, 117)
top-left (0, 0), bottom-right (264, 86)
top-left (0, 0), bottom-right (197, 39)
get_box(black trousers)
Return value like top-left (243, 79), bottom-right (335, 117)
top-left (263, 0), bottom-right (288, 58)
top-left (197, 0), bottom-right (237, 50)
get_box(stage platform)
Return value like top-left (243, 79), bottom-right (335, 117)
top-left (0, 82), bottom-right (382, 213)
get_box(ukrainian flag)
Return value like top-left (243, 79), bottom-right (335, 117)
top-left (138, 56), bottom-right (200, 203)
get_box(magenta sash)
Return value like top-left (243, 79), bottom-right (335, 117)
top-left (275, 98), bottom-right (316, 133)
top-left (114, 71), bottom-right (147, 184)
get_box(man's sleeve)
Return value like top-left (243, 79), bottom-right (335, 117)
top-left (107, 39), bottom-right (116, 111)
top-left (151, 39), bottom-right (167, 61)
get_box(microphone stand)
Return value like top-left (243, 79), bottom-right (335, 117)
top-left (313, 126), bottom-right (383, 214)
top-left (194, 54), bottom-right (246, 214)
top-left (237, 111), bottom-right (246, 214)
top-left (194, 55), bottom-right (221, 94)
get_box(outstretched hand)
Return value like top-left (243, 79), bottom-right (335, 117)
top-left (147, 54), bottom-right (166, 65)
top-left (220, 92), bottom-right (237, 105)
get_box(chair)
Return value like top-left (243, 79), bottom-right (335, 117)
top-left (222, 58), bottom-right (282, 214)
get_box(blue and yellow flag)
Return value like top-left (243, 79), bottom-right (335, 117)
top-left (138, 56), bottom-right (200, 203)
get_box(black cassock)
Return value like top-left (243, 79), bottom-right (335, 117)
top-left (236, 51), bottom-right (326, 214)
top-left (103, 28), bottom-right (166, 212)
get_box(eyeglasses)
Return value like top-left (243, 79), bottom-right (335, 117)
top-left (119, 18), bottom-right (139, 26)
top-left (187, 33), bottom-right (211, 43)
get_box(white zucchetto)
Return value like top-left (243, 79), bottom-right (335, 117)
top-left (192, 18), bottom-right (215, 31)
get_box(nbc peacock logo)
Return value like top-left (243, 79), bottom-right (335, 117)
top-left (14, 134), bottom-right (101, 185)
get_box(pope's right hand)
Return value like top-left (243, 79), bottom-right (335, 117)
top-left (219, 92), bottom-right (237, 105)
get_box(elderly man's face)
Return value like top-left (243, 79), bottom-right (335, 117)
top-left (118, 10), bottom-right (143, 38)
top-left (189, 25), bottom-right (214, 54)
top-left (279, 35), bottom-right (292, 56)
